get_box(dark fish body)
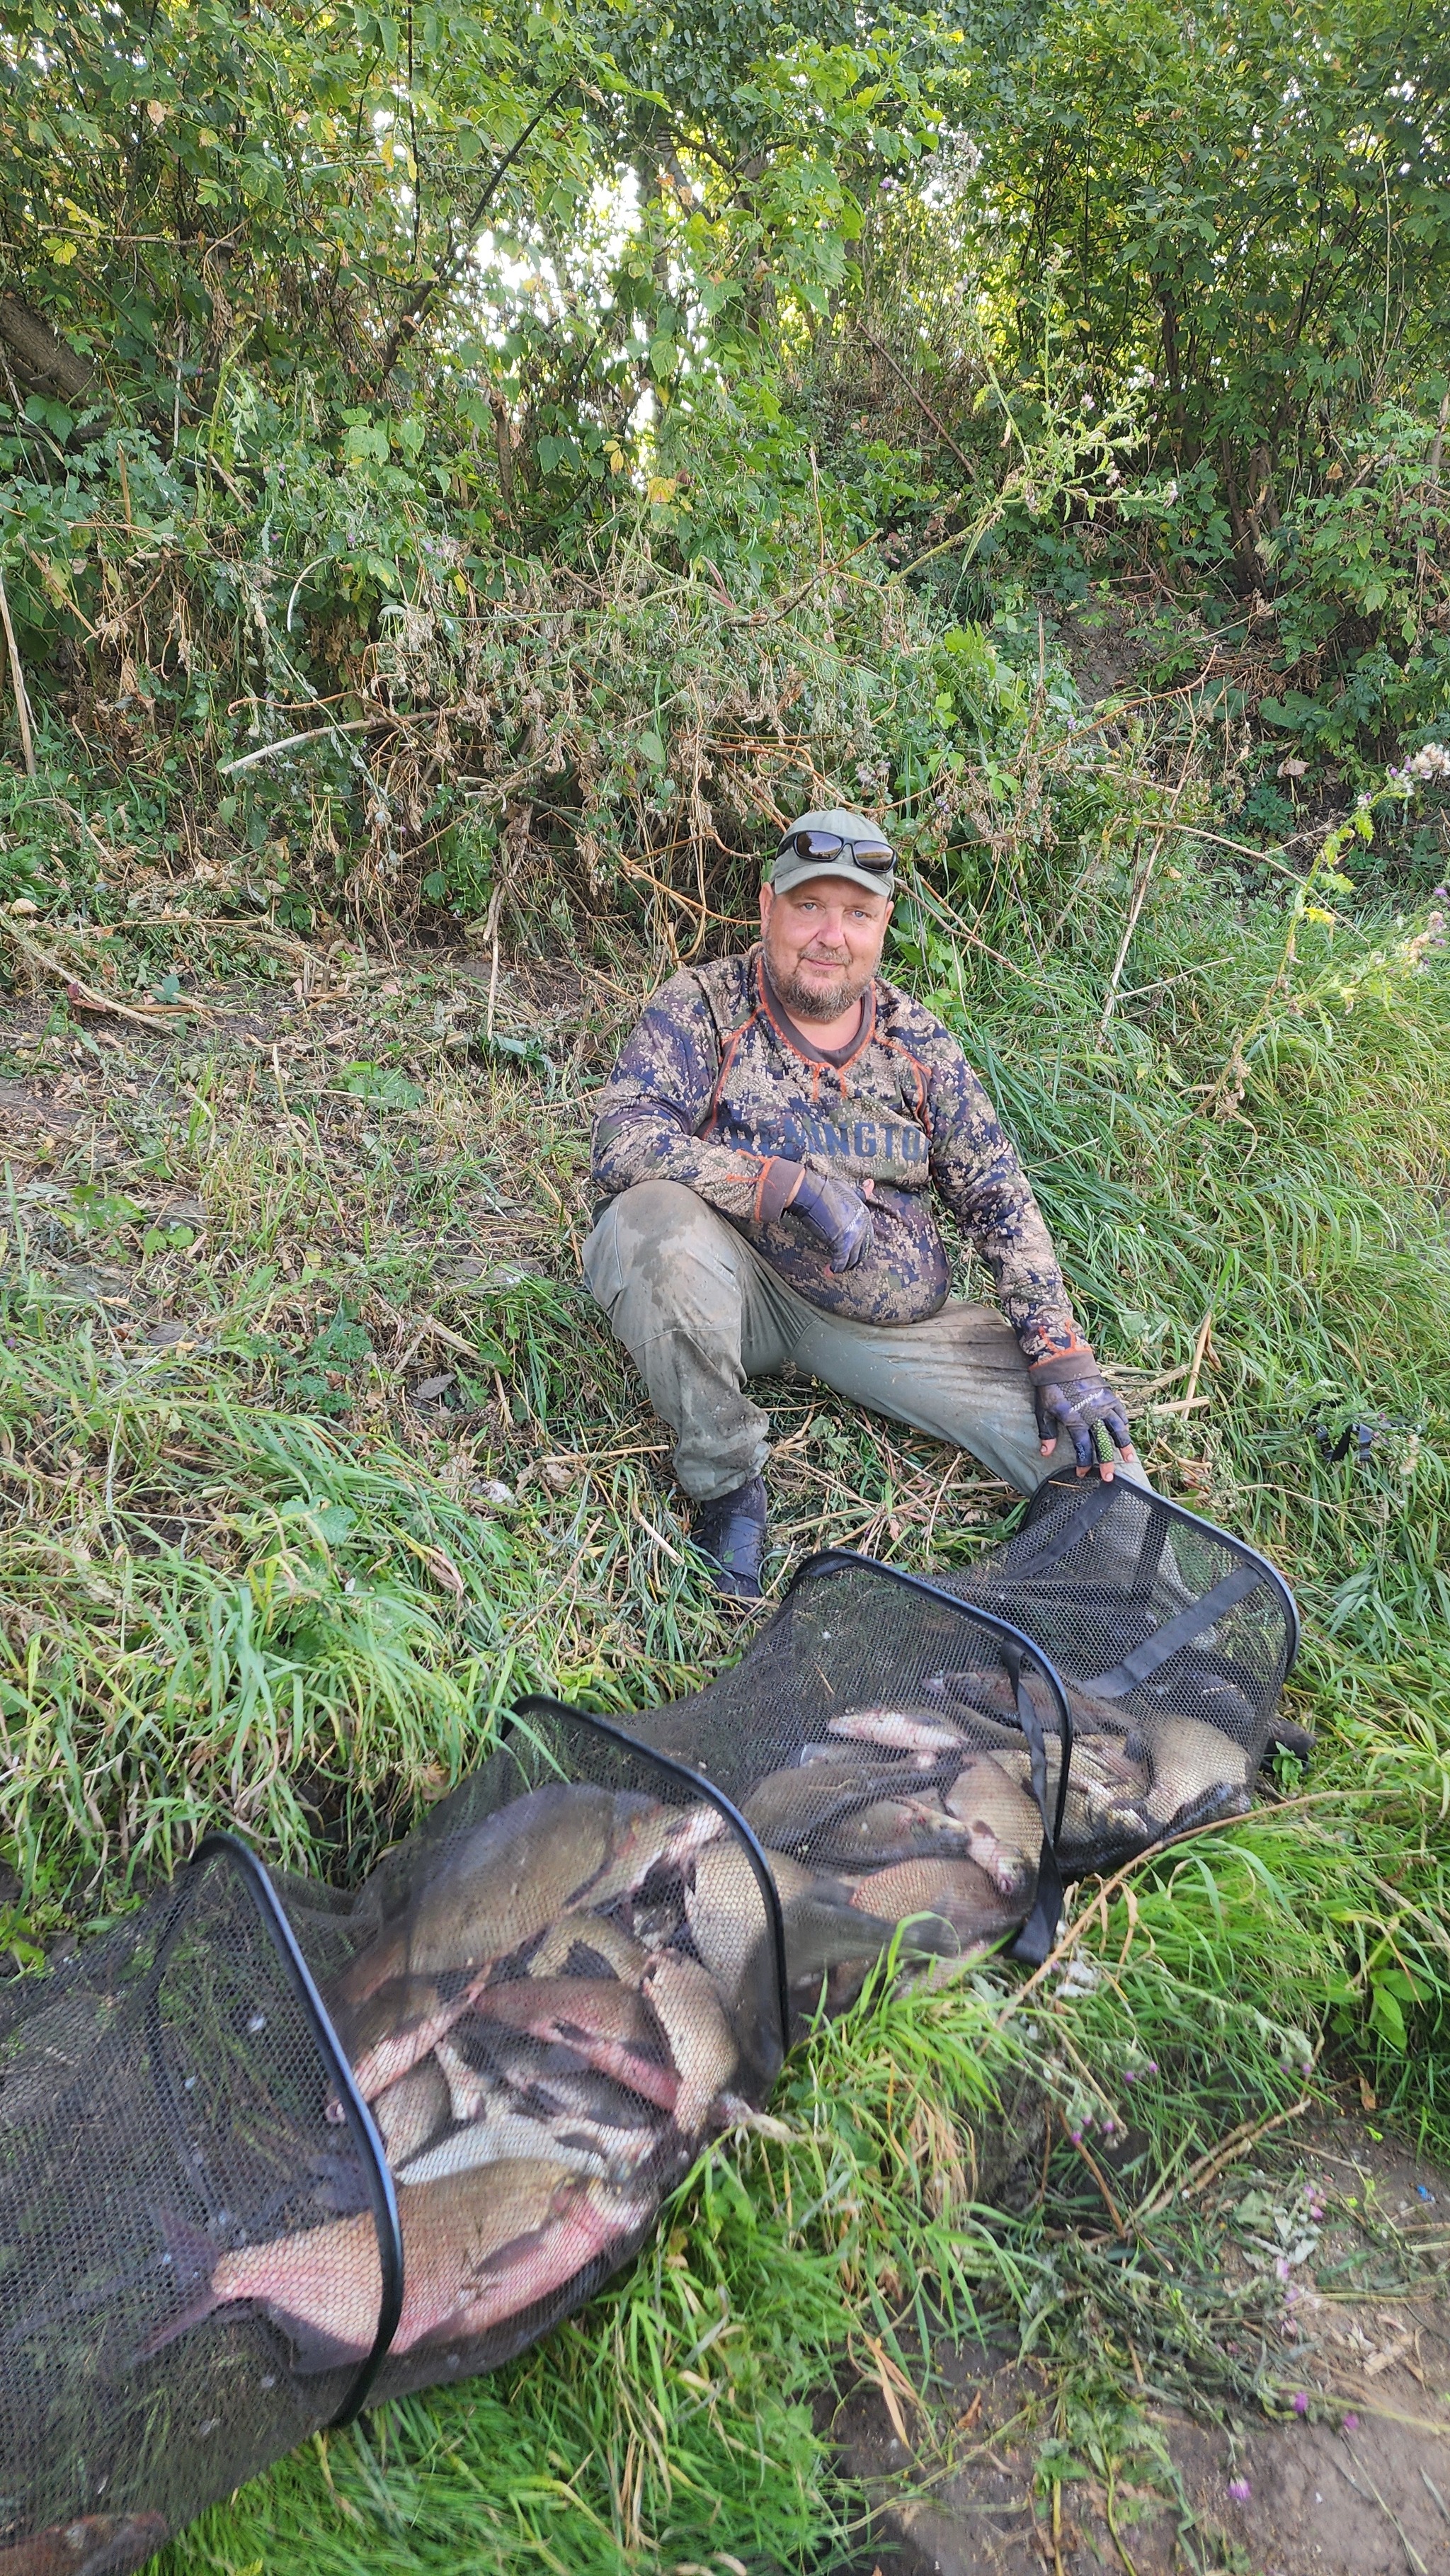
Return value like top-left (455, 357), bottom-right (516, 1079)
top-left (780, 1893), bottom-right (954, 1993)
top-left (683, 1840), bottom-right (811, 1998)
top-left (333, 1973), bottom-right (447, 2059)
top-left (990, 1738), bottom-right (1149, 1843)
top-left (941, 1756), bottom-right (1040, 1895)
top-left (0, 2517), bottom-right (169, 2576)
top-left (1141, 1715), bottom-right (1250, 1825)
top-left (527, 1912), bottom-right (648, 1983)
top-left (809, 1794), bottom-right (966, 1867)
top-left (342, 1976), bottom-right (481, 2106)
top-left (472, 1976), bottom-right (661, 2047)
top-left (333, 1785), bottom-right (624, 2004)
top-left (461, 2027), bottom-right (676, 2129)
top-left (741, 1762), bottom-right (889, 1847)
top-left (932, 1666), bottom-right (1118, 1738)
top-left (1144, 1673), bottom-right (1258, 1739)
top-left (850, 1857), bottom-right (1018, 1947)
top-left (584, 1801), bottom-right (724, 1907)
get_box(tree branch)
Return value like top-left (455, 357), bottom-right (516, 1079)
top-left (375, 81), bottom-right (573, 384)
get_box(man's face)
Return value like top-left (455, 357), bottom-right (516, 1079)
top-left (758, 876), bottom-right (893, 1024)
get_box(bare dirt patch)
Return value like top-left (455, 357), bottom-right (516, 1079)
top-left (838, 2106), bottom-right (1449, 2576)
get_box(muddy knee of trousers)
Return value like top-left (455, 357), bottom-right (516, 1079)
top-left (582, 1183), bottom-right (768, 1499)
top-left (582, 1181), bottom-right (755, 1369)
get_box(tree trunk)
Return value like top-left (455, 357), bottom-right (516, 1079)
top-left (0, 296), bottom-right (95, 402)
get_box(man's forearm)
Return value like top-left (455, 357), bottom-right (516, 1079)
top-left (593, 1101), bottom-right (795, 1229)
top-left (947, 1169), bottom-right (1080, 1357)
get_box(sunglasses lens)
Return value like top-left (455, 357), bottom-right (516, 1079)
top-left (855, 849), bottom-right (894, 871)
top-left (790, 831), bottom-right (845, 860)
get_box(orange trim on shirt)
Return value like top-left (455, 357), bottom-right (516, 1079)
top-left (701, 1008), bottom-right (763, 1139)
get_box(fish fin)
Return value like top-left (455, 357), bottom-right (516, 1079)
top-left (709, 2092), bottom-right (796, 2140)
top-left (134, 2211), bottom-right (222, 2361)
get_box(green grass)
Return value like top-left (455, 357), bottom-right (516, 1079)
top-left (1, 725), bottom-right (1449, 2572)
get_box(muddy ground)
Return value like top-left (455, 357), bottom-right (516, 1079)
top-left (838, 2102), bottom-right (1449, 2576)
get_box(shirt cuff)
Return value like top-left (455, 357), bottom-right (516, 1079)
top-left (755, 1156), bottom-right (804, 1226)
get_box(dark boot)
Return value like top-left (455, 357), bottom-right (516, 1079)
top-left (690, 1474), bottom-right (767, 1601)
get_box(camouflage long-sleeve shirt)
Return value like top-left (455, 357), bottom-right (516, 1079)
top-left (590, 946), bottom-right (1079, 1347)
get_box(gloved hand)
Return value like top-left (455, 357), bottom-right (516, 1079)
top-left (784, 1166), bottom-right (874, 1272)
top-left (1027, 1333), bottom-right (1135, 1478)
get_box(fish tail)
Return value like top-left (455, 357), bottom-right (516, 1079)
top-left (135, 2211), bottom-right (221, 2361)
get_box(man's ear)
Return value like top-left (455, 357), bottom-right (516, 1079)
top-left (758, 884), bottom-right (773, 935)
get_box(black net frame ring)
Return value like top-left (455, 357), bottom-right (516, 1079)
top-left (148, 1830), bottom-right (405, 2431)
top-left (510, 1696), bottom-right (792, 2065)
top-left (779, 1548), bottom-right (1078, 1845)
top-left (1027, 1476), bottom-right (1303, 1676)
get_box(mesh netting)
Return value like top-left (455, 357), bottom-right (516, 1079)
top-left (0, 1840), bottom-right (382, 2572)
top-left (624, 1475), bottom-right (1299, 1941)
top-left (0, 1710), bottom-right (783, 2564)
top-left (0, 1481), bottom-right (1295, 2569)
top-left (937, 1476), bottom-right (1301, 1877)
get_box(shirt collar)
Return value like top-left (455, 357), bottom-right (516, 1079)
top-left (755, 947), bottom-right (876, 1068)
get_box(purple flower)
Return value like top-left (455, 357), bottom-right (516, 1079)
top-left (1342, 2412), bottom-right (1359, 2432)
top-left (1292, 2393), bottom-right (1308, 2415)
top-left (1228, 2478), bottom-right (1252, 2504)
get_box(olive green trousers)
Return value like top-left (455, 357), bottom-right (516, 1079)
top-left (583, 1178), bottom-right (1148, 1505)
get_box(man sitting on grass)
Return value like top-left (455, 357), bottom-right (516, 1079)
top-left (583, 809), bottom-right (1141, 1599)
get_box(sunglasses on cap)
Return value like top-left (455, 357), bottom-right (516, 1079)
top-left (776, 829), bottom-right (895, 872)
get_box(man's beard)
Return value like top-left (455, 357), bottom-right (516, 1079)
top-left (772, 958), bottom-right (872, 1023)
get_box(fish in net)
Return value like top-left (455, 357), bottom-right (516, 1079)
top-left (0, 1481), bottom-right (1296, 2563)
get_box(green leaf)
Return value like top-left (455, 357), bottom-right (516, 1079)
top-left (1367, 1983), bottom-right (1407, 2049)
top-left (333, 1060), bottom-right (423, 1110)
